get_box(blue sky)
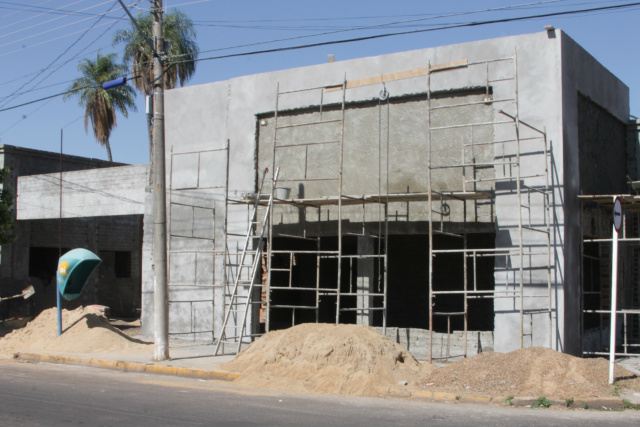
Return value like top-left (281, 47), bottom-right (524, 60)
top-left (1, 1), bottom-right (639, 166)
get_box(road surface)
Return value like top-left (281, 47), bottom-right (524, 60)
top-left (0, 360), bottom-right (638, 427)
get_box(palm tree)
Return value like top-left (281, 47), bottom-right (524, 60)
top-left (113, 9), bottom-right (198, 157)
top-left (64, 52), bottom-right (136, 162)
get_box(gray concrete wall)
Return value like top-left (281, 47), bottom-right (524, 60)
top-left (560, 32), bottom-right (629, 355)
top-left (17, 165), bottom-right (148, 220)
top-left (21, 215), bottom-right (143, 318)
top-left (491, 31), bottom-right (564, 353)
top-left (149, 82), bottom-right (233, 339)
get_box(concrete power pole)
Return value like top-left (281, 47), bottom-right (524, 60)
top-left (151, 0), bottom-right (169, 361)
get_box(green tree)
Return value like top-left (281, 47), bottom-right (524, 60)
top-left (0, 168), bottom-right (17, 245)
top-left (113, 9), bottom-right (198, 157)
top-left (64, 52), bottom-right (137, 162)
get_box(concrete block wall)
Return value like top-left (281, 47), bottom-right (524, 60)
top-left (13, 215), bottom-right (143, 317)
top-left (16, 165), bottom-right (148, 220)
top-left (376, 327), bottom-right (494, 360)
top-left (256, 90), bottom-right (495, 229)
top-left (1, 145), bottom-right (121, 282)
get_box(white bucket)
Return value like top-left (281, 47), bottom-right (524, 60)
top-left (275, 187), bottom-right (291, 199)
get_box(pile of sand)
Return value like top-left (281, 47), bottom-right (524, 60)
top-left (421, 347), bottom-right (640, 399)
top-left (223, 323), bottom-right (435, 396)
top-left (224, 324), bottom-right (639, 400)
top-left (3, 311), bottom-right (638, 402)
top-left (0, 306), bottom-right (150, 358)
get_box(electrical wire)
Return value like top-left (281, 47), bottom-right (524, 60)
top-left (0, 97), bottom-right (54, 134)
top-left (18, 14), bottom-right (126, 102)
top-left (186, 0), bottom-right (627, 29)
top-left (0, 74), bottom-right (143, 114)
top-left (166, 1), bottom-right (640, 64)
top-left (0, 0), bottom-right (80, 29)
top-left (1, 1), bottom-right (144, 105)
top-left (0, 1), bottom-right (121, 108)
top-left (0, 19), bottom-right (119, 58)
top-left (2, 1), bottom-right (640, 113)
top-left (0, 0), bottom-right (114, 36)
top-left (0, 0), bottom-right (123, 20)
top-left (175, 0), bottom-right (624, 59)
top-left (0, 1), bottom-right (122, 48)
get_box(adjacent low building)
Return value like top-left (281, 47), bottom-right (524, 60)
top-left (3, 145), bottom-right (145, 319)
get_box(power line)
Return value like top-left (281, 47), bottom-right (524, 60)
top-left (0, 1), bottom-right (123, 20)
top-left (0, 1), bottom-right (120, 108)
top-left (168, 1), bottom-right (640, 63)
top-left (0, 1), bottom-right (145, 105)
top-left (0, 19), bottom-right (118, 58)
top-left (0, 1), bottom-right (121, 48)
top-left (0, 74), bottom-right (143, 114)
top-left (3, 1), bottom-right (640, 113)
top-left (0, 0), bottom-right (114, 37)
top-left (0, 86), bottom-right (84, 113)
top-left (178, 0), bottom-right (626, 59)
top-left (20, 15), bottom-right (126, 102)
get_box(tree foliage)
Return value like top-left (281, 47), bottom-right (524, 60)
top-left (64, 52), bottom-right (136, 162)
top-left (0, 168), bottom-right (17, 245)
top-left (113, 9), bottom-right (198, 96)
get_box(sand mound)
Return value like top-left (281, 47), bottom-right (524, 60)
top-left (224, 323), bottom-right (434, 396)
top-left (422, 347), bottom-right (640, 399)
top-left (224, 327), bottom-right (638, 400)
top-left (0, 306), bottom-right (150, 358)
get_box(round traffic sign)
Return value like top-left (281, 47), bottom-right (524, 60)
top-left (613, 197), bottom-right (623, 232)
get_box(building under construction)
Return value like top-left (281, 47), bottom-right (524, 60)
top-left (16, 29), bottom-right (639, 360)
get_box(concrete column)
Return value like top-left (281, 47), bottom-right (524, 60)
top-left (356, 236), bottom-right (375, 326)
top-left (213, 198), bottom-right (226, 339)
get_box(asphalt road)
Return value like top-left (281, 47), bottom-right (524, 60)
top-left (1, 360), bottom-right (639, 427)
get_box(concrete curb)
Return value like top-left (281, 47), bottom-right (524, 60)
top-left (11, 353), bottom-right (636, 411)
top-left (374, 387), bottom-right (631, 411)
top-left (14, 352), bottom-right (240, 382)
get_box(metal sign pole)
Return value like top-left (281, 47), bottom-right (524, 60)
top-left (57, 129), bottom-right (63, 337)
top-left (609, 196), bottom-right (622, 384)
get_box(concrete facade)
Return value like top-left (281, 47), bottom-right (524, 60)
top-left (156, 30), bottom-right (630, 357)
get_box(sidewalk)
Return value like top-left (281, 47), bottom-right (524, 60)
top-left (14, 339), bottom-right (240, 381)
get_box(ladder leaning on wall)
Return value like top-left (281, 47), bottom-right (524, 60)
top-left (214, 167), bottom-right (278, 355)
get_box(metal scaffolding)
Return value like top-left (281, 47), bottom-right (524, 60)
top-left (263, 80), bottom-right (389, 334)
top-left (426, 53), bottom-right (553, 361)
top-left (580, 195), bottom-right (640, 357)
top-left (221, 52), bottom-right (553, 358)
top-left (167, 144), bottom-right (229, 340)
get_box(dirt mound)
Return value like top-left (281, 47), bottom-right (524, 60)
top-left (223, 323), bottom-right (435, 396)
top-left (225, 326), bottom-right (639, 400)
top-left (421, 347), bottom-right (640, 399)
top-left (0, 306), bottom-right (150, 358)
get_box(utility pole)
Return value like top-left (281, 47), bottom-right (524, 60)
top-left (151, 0), bottom-right (169, 361)
top-left (115, 0), bottom-right (169, 360)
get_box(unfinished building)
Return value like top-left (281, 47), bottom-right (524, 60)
top-left (17, 30), bottom-right (630, 360)
top-left (151, 29), bottom-right (640, 359)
